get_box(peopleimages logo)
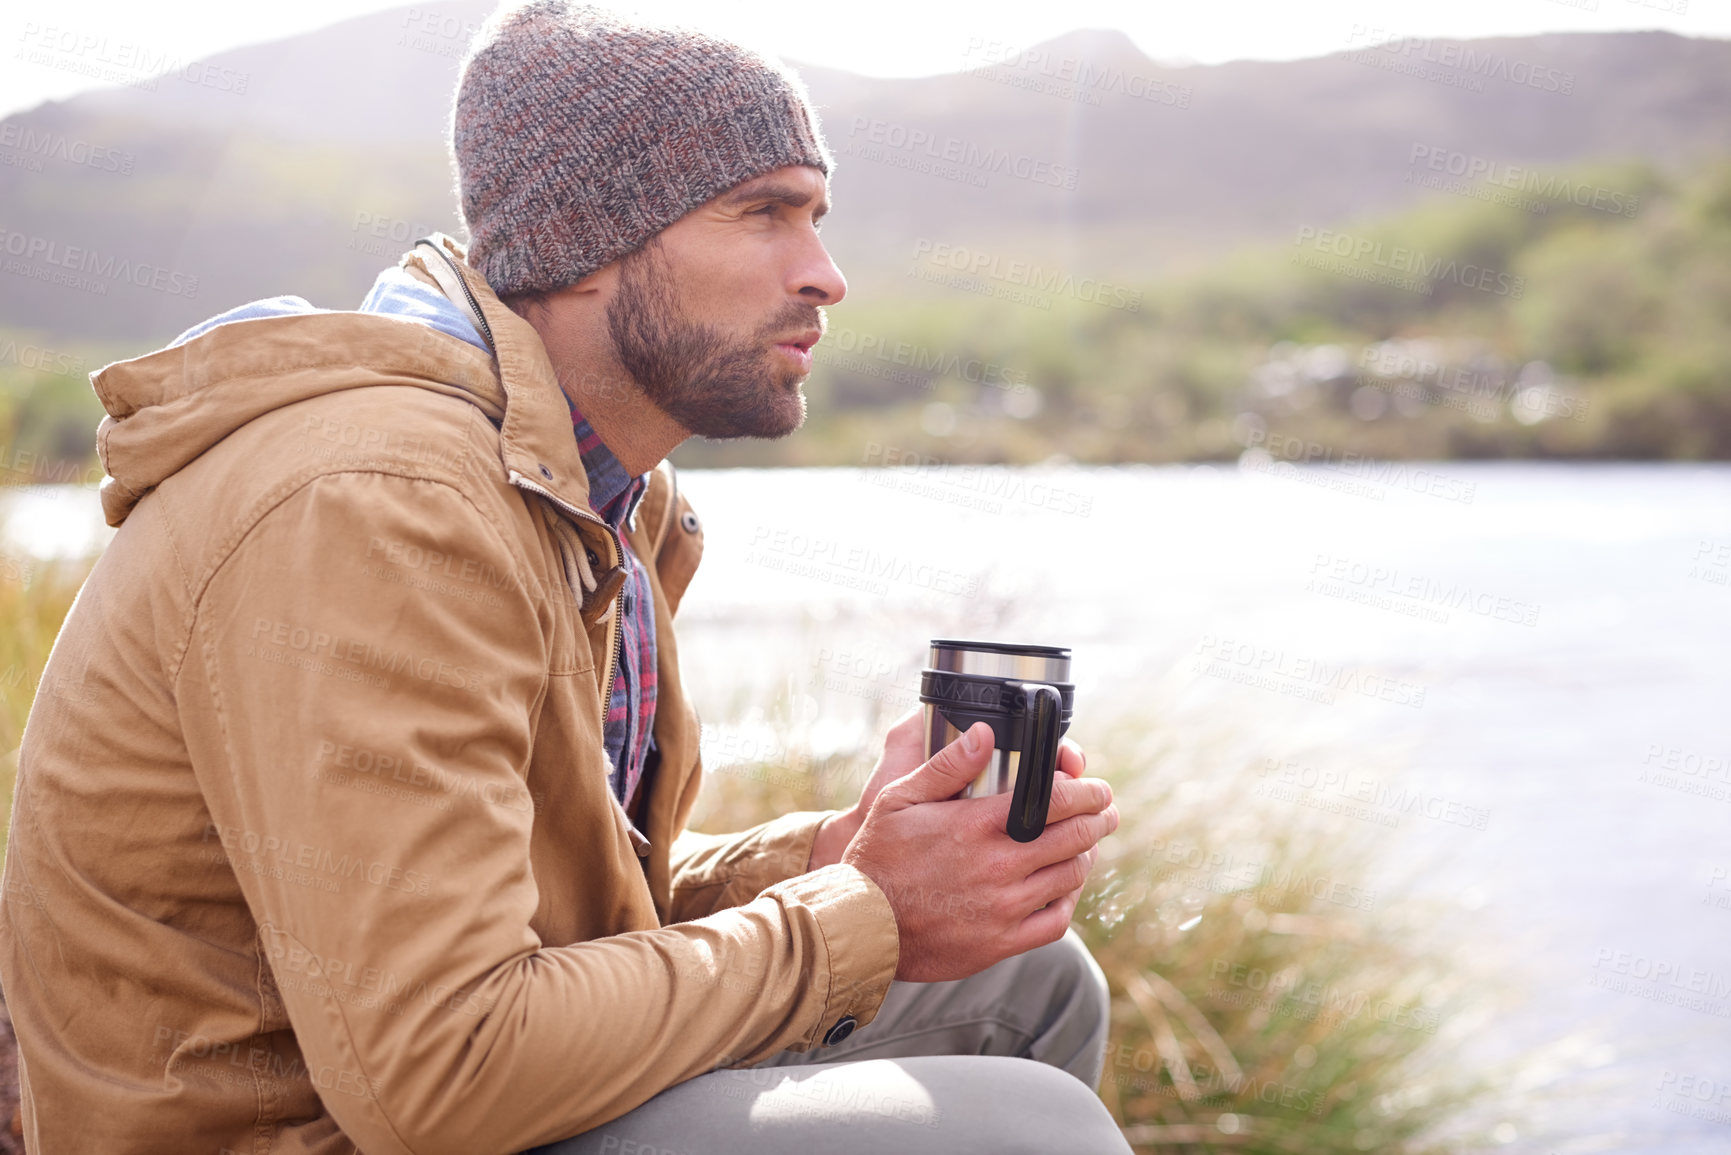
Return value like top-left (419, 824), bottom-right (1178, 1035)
top-left (862, 443), bottom-right (1095, 518)
top-left (1407, 144), bottom-right (1639, 217)
top-left (1191, 634), bottom-right (1428, 710)
top-left (818, 327), bottom-right (1030, 390)
top-left (0, 123), bottom-right (134, 175)
top-left (1590, 947), bottom-right (1731, 1015)
top-left (846, 117), bottom-right (1079, 190)
top-left (744, 525), bottom-right (981, 599)
top-left (0, 229), bottom-right (199, 298)
top-left (15, 22), bottom-right (251, 94)
top-left (1344, 25), bottom-right (1576, 95)
top-left (961, 36), bottom-right (1194, 109)
top-left (397, 7), bottom-right (481, 59)
top-left (1241, 429), bottom-right (1479, 505)
top-left (1292, 226), bottom-right (1525, 298)
top-left (910, 240), bottom-right (1143, 312)
top-left (1258, 757), bottom-right (1491, 831)
top-left (1307, 552), bottom-right (1541, 627)
top-left (1357, 345), bottom-right (1591, 424)
top-left (0, 339), bottom-right (85, 378)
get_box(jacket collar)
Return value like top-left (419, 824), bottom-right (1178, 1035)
top-left (91, 307), bottom-right (503, 526)
top-left (417, 234), bottom-right (597, 524)
top-left (89, 234), bottom-right (603, 534)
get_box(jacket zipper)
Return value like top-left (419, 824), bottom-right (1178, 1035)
top-left (450, 273), bottom-right (495, 350)
top-left (508, 470), bottom-right (625, 733)
top-left (511, 473), bottom-right (644, 855)
top-left (417, 238), bottom-right (495, 351)
top-left (420, 242), bottom-right (628, 775)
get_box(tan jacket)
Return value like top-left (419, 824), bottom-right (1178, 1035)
top-left (0, 239), bottom-right (898, 1154)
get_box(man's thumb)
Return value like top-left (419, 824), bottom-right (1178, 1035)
top-left (887, 721), bottom-right (994, 806)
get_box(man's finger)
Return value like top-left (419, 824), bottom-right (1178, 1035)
top-left (884, 706), bottom-right (924, 748)
top-left (1011, 807), bottom-right (1116, 874)
top-left (1044, 775), bottom-right (1114, 825)
top-left (1017, 854), bottom-right (1093, 911)
top-left (1056, 738), bottom-right (1086, 779)
top-left (1009, 888), bottom-right (1082, 956)
top-left (877, 720), bottom-right (995, 808)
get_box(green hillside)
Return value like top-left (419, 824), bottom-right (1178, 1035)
top-left (5, 158), bottom-right (1729, 478)
top-left (672, 157), bottom-right (1731, 467)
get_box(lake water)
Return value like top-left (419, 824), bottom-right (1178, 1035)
top-left (5, 462), bottom-right (1729, 1152)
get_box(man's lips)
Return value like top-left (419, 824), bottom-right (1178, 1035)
top-left (773, 330), bottom-right (823, 369)
top-left (775, 330), bottom-right (822, 353)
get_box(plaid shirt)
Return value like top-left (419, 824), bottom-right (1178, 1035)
top-left (564, 404), bottom-right (658, 808)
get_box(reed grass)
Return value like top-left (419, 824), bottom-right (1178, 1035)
top-left (691, 694), bottom-right (1515, 1154)
top-left (1076, 718), bottom-right (1500, 1154)
top-left (0, 552), bottom-right (88, 855)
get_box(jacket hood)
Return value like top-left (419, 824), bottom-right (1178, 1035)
top-left (91, 308), bottom-right (504, 527)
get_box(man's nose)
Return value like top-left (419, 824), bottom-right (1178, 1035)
top-left (795, 236), bottom-right (847, 305)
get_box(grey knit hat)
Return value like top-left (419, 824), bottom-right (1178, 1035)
top-left (453, 2), bottom-right (833, 295)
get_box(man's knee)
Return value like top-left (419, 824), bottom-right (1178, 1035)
top-left (956, 1057), bottom-right (1130, 1154)
top-left (1011, 928), bottom-right (1112, 1088)
top-left (1028, 929), bottom-right (1111, 1027)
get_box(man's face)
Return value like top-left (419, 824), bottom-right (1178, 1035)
top-left (605, 164), bottom-right (845, 440)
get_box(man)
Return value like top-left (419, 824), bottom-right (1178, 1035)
top-left (0, 3), bottom-right (1127, 1152)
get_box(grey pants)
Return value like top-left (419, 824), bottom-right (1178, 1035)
top-left (527, 930), bottom-right (1131, 1154)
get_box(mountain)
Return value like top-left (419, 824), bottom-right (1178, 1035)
top-left (66, 1), bottom-right (495, 145)
top-left (1, 8), bottom-right (1728, 347)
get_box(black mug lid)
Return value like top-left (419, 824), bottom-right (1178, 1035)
top-left (929, 639), bottom-right (1072, 658)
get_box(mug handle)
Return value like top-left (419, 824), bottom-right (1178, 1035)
top-left (1007, 683), bottom-right (1063, 843)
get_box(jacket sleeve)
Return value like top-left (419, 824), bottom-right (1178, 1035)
top-left (641, 465), bottom-right (856, 923)
top-left (668, 812), bottom-right (837, 921)
top-left (177, 472), bottom-right (898, 1155)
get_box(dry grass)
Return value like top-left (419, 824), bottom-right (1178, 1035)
top-left (692, 693), bottom-right (1516, 1155)
top-left (1075, 717), bottom-right (1502, 1155)
top-left (0, 553), bottom-right (89, 852)
top-left (0, 547), bottom-right (89, 1146)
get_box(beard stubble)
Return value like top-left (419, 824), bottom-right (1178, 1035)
top-left (606, 242), bottom-right (822, 440)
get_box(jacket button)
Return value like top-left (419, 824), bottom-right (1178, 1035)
top-left (823, 1015), bottom-right (857, 1046)
top-left (538, 464), bottom-right (554, 480)
top-left (680, 510), bottom-right (700, 534)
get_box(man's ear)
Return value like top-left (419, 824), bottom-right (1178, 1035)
top-left (565, 265), bottom-right (615, 296)
top-left (502, 265), bottom-right (613, 322)
top-left (499, 288), bottom-right (553, 321)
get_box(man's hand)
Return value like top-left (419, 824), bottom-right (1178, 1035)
top-left (808, 708), bottom-right (1088, 870)
top-left (839, 720), bottom-right (1117, 982)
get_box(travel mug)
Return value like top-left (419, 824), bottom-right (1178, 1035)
top-left (919, 640), bottom-right (1074, 842)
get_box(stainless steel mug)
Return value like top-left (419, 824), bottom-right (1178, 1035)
top-left (919, 639), bottom-right (1074, 842)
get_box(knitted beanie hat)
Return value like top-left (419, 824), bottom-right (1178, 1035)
top-left (453, 2), bottom-right (833, 296)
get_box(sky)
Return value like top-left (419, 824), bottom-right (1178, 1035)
top-left (3, 0), bottom-right (1727, 120)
